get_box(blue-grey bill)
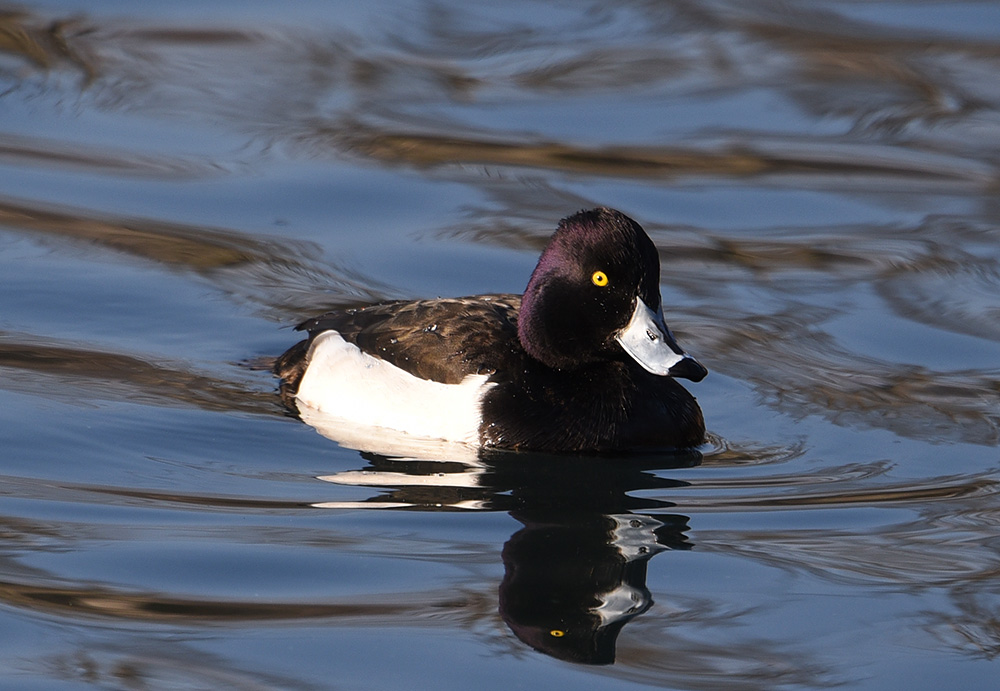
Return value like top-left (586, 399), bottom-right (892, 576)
top-left (614, 298), bottom-right (707, 381)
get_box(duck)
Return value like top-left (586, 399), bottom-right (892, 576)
top-left (274, 207), bottom-right (706, 452)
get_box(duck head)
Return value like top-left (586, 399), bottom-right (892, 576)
top-left (517, 207), bottom-right (707, 381)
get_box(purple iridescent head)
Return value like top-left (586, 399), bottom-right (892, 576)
top-left (517, 208), bottom-right (706, 381)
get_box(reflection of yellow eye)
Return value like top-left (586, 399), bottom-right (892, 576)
top-left (550, 629), bottom-right (565, 638)
top-left (591, 270), bottom-right (609, 287)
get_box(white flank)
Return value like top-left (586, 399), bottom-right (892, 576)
top-left (294, 331), bottom-right (492, 446)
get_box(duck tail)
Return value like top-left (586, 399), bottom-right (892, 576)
top-left (273, 339), bottom-right (310, 408)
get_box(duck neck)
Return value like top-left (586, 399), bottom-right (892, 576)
top-left (518, 277), bottom-right (605, 370)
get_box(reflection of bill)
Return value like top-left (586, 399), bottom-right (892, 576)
top-left (316, 447), bottom-right (697, 664)
top-left (500, 511), bottom-right (690, 665)
top-left (500, 512), bottom-right (690, 664)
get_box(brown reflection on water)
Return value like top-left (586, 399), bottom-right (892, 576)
top-left (36, 646), bottom-right (321, 691)
top-left (0, 197), bottom-right (255, 268)
top-left (3, 3), bottom-right (997, 188)
top-left (692, 483), bottom-right (1000, 620)
top-left (0, 196), bottom-right (394, 317)
top-left (0, 332), bottom-right (278, 415)
top-left (0, 572), bottom-right (837, 688)
top-left (0, 576), bottom-right (483, 624)
top-left (928, 593), bottom-right (1000, 661)
top-left (682, 474), bottom-right (996, 512)
top-left (323, 122), bottom-right (994, 185)
top-left (701, 307), bottom-right (1000, 445)
top-left (0, 133), bottom-right (231, 179)
top-left (740, 8), bottom-right (1000, 143)
top-left (610, 623), bottom-right (839, 690)
top-left (0, 10), bottom-right (97, 78)
top-left (0, 473), bottom-right (311, 511)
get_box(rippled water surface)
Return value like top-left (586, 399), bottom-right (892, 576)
top-left (2, 1), bottom-right (999, 688)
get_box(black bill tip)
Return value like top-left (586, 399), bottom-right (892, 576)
top-left (668, 356), bottom-right (708, 382)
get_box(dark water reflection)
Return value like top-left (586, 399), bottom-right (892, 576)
top-left (3, 0), bottom-right (1000, 689)
top-left (324, 452), bottom-right (695, 666)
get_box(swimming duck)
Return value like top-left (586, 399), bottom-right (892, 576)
top-left (274, 208), bottom-right (706, 452)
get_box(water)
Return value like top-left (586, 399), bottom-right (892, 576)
top-left (1, 0), bottom-right (999, 688)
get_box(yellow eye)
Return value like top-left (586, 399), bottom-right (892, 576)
top-left (591, 270), bottom-right (609, 287)
top-left (549, 629), bottom-right (565, 638)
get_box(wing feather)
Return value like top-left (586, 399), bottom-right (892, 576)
top-left (285, 294), bottom-right (522, 387)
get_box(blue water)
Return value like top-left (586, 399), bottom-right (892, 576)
top-left (2, 1), bottom-right (999, 688)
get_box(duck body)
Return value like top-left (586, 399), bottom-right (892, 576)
top-left (274, 208), bottom-right (706, 452)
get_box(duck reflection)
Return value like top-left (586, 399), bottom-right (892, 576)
top-left (318, 449), bottom-right (697, 664)
top-left (501, 510), bottom-right (690, 664)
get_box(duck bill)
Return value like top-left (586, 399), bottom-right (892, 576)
top-left (614, 298), bottom-right (707, 381)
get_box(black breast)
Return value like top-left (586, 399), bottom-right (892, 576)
top-left (480, 359), bottom-right (705, 452)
